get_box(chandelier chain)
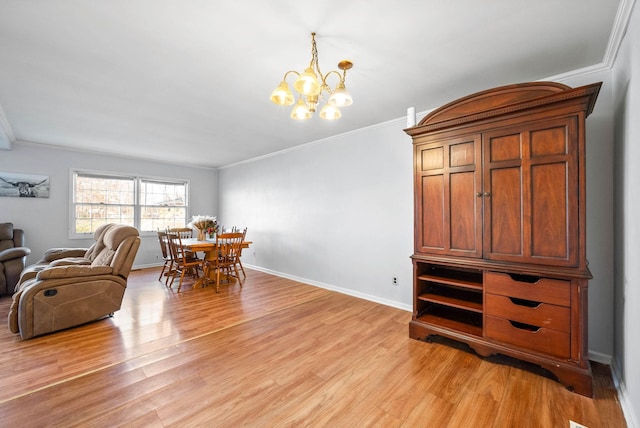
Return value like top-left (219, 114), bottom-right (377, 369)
top-left (310, 33), bottom-right (327, 93)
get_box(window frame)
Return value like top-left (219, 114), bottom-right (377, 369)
top-left (69, 169), bottom-right (190, 239)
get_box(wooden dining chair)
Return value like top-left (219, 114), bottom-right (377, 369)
top-left (168, 226), bottom-right (197, 261)
top-left (233, 227), bottom-right (248, 279)
top-left (168, 227), bottom-right (193, 239)
top-left (156, 230), bottom-right (174, 284)
top-left (210, 232), bottom-right (244, 293)
top-left (167, 232), bottom-right (205, 292)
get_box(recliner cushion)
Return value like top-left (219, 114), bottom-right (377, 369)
top-left (104, 226), bottom-right (137, 249)
top-left (0, 223), bottom-right (13, 241)
top-left (91, 226), bottom-right (137, 268)
top-left (91, 249), bottom-right (115, 267)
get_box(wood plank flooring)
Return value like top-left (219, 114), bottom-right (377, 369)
top-left (0, 268), bottom-right (627, 427)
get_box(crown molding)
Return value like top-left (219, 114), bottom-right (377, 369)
top-left (603, 0), bottom-right (637, 68)
top-left (13, 140), bottom-right (217, 171)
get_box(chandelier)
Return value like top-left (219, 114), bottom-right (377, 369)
top-left (270, 32), bottom-right (353, 121)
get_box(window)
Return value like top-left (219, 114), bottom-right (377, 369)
top-left (71, 170), bottom-right (188, 237)
top-left (139, 179), bottom-right (188, 232)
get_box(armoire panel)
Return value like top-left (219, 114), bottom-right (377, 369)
top-left (530, 162), bottom-right (568, 259)
top-left (449, 171), bottom-right (478, 253)
top-left (421, 175), bottom-right (445, 250)
top-left (488, 167), bottom-right (522, 257)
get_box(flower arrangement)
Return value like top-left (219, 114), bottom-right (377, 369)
top-left (187, 215), bottom-right (218, 240)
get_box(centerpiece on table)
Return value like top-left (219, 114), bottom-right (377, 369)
top-left (187, 215), bottom-right (218, 241)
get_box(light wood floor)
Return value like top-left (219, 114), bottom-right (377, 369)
top-left (0, 268), bottom-right (627, 427)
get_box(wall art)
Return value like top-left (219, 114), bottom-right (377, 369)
top-left (0, 171), bottom-right (50, 198)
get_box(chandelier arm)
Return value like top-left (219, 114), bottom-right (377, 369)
top-left (282, 70), bottom-right (300, 82)
top-left (321, 70), bottom-right (344, 94)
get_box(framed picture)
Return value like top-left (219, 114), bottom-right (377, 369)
top-left (0, 171), bottom-right (50, 198)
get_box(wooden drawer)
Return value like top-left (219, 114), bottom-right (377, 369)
top-left (485, 315), bottom-right (570, 358)
top-left (484, 271), bottom-right (570, 306)
top-left (485, 294), bottom-right (570, 333)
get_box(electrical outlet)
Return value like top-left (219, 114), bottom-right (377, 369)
top-left (570, 421), bottom-right (588, 428)
top-left (392, 277), bottom-right (398, 285)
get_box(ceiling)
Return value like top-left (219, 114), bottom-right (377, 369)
top-left (0, 1), bottom-right (623, 168)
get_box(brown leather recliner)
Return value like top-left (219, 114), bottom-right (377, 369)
top-left (0, 223), bottom-right (31, 296)
top-left (8, 224), bottom-right (140, 339)
top-left (17, 223), bottom-right (115, 286)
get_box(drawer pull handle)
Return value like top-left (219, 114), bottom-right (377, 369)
top-left (509, 297), bottom-right (542, 308)
top-left (507, 273), bottom-right (540, 284)
top-left (509, 320), bottom-right (541, 333)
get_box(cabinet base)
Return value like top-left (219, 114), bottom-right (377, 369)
top-left (409, 320), bottom-right (593, 397)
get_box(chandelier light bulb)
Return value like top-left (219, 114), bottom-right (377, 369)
top-left (328, 82), bottom-right (353, 107)
top-left (319, 104), bottom-right (341, 120)
top-left (270, 81), bottom-right (294, 106)
top-left (291, 98), bottom-right (313, 120)
top-left (294, 67), bottom-right (321, 96)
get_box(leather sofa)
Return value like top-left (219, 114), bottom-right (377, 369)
top-left (8, 223), bottom-right (140, 339)
top-left (0, 223), bottom-right (31, 296)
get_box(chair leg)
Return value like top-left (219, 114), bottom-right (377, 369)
top-left (238, 259), bottom-right (246, 278)
top-left (234, 264), bottom-right (243, 286)
top-left (202, 262), bottom-right (210, 288)
top-left (158, 263), bottom-right (166, 281)
top-left (165, 264), bottom-right (175, 286)
top-left (167, 269), bottom-right (176, 288)
top-left (177, 268), bottom-right (187, 292)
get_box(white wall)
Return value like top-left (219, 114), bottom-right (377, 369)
top-left (0, 142), bottom-right (218, 268)
top-left (556, 70), bottom-right (616, 362)
top-left (612, 1), bottom-right (640, 426)
top-left (218, 119), bottom-right (414, 310)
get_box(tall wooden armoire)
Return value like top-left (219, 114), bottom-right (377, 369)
top-left (404, 82), bottom-right (601, 396)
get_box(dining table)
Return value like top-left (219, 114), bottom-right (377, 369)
top-left (181, 237), bottom-right (252, 289)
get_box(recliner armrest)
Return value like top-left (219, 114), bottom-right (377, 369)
top-left (36, 265), bottom-right (114, 280)
top-left (0, 246), bottom-right (31, 262)
top-left (40, 248), bottom-right (88, 263)
top-left (49, 257), bottom-right (91, 266)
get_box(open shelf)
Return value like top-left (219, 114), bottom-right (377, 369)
top-left (417, 265), bottom-right (483, 291)
top-left (418, 284), bottom-right (482, 313)
top-left (416, 305), bottom-right (483, 337)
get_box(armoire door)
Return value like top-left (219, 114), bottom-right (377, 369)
top-left (483, 117), bottom-right (579, 266)
top-left (414, 134), bottom-right (482, 257)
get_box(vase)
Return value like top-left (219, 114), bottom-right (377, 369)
top-left (197, 229), bottom-right (206, 241)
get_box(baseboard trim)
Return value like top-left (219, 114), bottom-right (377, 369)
top-left (244, 264), bottom-right (412, 313)
top-left (588, 350), bottom-right (612, 365)
top-left (132, 262), bottom-right (163, 270)
top-left (611, 361), bottom-right (639, 428)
